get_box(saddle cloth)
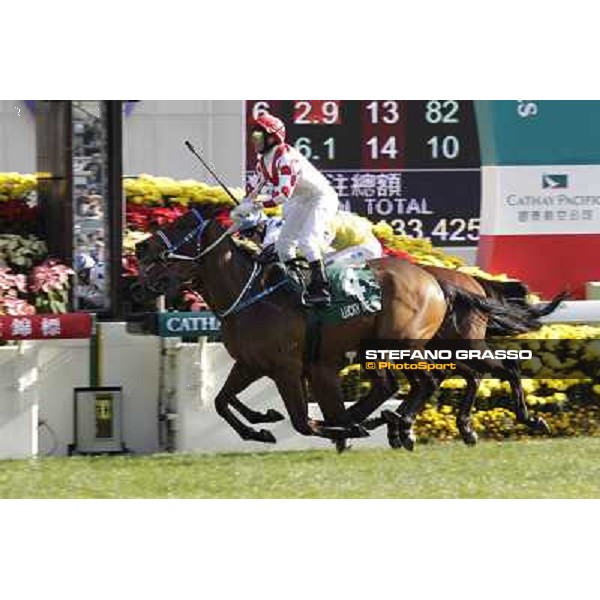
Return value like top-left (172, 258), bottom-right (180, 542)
top-left (318, 264), bottom-right (382, 323)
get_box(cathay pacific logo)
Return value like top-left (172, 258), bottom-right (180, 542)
top-left (542, 174), bottom-right (568, 189)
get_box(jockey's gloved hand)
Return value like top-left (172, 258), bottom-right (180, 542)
top-left (231, 198), bottom-right (258, 221)
top-left (237, 209), bottom-right (266, 232)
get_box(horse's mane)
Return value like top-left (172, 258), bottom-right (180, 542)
top-left (202, 206), bottom-right (261, 261)
top-left (232, 236), bottom-right (261, 258)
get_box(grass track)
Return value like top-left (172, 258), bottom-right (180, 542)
top-left (1, 437), bottom-right (599, 498)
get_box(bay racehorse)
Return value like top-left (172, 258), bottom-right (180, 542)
top-left (135, 204), bottom-right (452, 445)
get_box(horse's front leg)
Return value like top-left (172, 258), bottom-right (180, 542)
top-left (214, 361), bottom-right (278, 443)
top-left (326, 368), bottom-right (400, 455)
top-left (274, 372), bottom-right (369, 442)
top-left (306, 364), bottom-right (371, 440)
top-left (347, 368), bottom-right (399, 427)
top-left (453, 364), bottom-right (480, 446)
top-left (382, 370), bottom-right (441, 451)
top-left (228, 396), bottom-right (285, 425)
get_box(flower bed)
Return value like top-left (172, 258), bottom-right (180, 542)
top-left (0, 174), bottom-right (73, 320)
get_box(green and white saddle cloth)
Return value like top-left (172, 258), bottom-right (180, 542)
top-left (316, 265), bottom-right (382, 325)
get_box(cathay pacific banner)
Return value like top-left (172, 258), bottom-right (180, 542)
top-left (157, 312), bottom-right (221, 337)
top-left (480, 165), bottom-right (600, 235)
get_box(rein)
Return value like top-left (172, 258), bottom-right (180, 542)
top-left (217, 261), bottom-right (260, 318)
top-left (156, 208), bottom-right (285, 319)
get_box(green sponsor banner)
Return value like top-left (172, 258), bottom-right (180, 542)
top-left (475, 101), bottom-right (600, 166)
top-left (158, 312), bottom-right (221, 337)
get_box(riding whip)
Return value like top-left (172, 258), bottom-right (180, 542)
top-left (184, 140), bottom-right (240, 206)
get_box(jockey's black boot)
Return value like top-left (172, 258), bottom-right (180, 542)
top-left (284, 259), bottom-right (304, 288)
top-left (305, 259), bottom-right (332, 307)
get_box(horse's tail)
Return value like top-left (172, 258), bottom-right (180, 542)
top-left (439, 281), bottom-right (563, 337)
top-left (522, 290), bottom-right (570, 319)
top-left (473, 277), bottom-right (529, 304)
top-left (473, 277), bottom-right (569, 330)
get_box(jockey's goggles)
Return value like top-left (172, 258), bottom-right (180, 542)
top-left (250, 129), bottom-right (265, 143)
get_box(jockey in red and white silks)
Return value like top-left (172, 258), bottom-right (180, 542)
top-left (247, 139), bottom-right (338, 264)
top-left (238, 112), bottom-right (339, 306)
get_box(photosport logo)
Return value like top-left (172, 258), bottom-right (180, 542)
top-left (358, 338), bottom-right (600, 380)
top-left (542, 174), bottom-right (568, 189)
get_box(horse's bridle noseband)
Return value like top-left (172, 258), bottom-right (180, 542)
top-left (155, 208), bottom-right (234, 262)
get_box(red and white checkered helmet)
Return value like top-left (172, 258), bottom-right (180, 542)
top-left (253, 113), bottom-right (286, 144)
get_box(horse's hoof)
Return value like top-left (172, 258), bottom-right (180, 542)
top-left (388, 435), bottom-right (403, 450)
top-left (382, 411), bottom-right (414, 451)
top-left (264, 409), bottom-right (285, 423)
top-left (399, 430), bottom-right (416, 452)
top-left (461, 430), bottom-right (478, 446)
top-left (335, 439), bottom-right (352, 454)
top-left (257, 429), bottom-right (277, 443)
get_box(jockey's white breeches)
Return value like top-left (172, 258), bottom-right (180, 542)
top-left (275, 194), bottom-right (338, 263)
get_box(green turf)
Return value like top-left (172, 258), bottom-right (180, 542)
top-left (1, 437), bottom-right (599, 498)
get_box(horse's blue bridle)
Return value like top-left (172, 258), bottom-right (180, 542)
top-left (151, 207), bottom-right (287, 318)
top-left (155, 208), bottom-right (212, 261)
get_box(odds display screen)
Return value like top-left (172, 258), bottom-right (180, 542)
top-left (245, 100), bottom-right (481, 246)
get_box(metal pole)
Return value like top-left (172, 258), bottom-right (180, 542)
top-left (89, 315), bottom-right (100, 387)
top-left (106, 100), bottom-right (124, 319)
top-left (156, 295), bottom-right (168, 450)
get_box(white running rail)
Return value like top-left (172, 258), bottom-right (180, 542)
top-left (539, 300), bottom-right (600, 324)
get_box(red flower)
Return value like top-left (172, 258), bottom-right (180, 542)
top-left (126, 203), bottom-right (189, 232)
top-left (0, 200), bottom-right (40, 234)
top-left (182, 289), bottom-right (208, 311)
top-left (0, 268), bottom-right (27, 293)
top-left (382, 245), bottom-right (415, 262)
top-left (29, 260), bottom-right (74, 294)
top-left (0, 296), bottom-right (36, 316)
